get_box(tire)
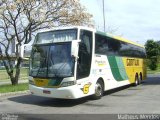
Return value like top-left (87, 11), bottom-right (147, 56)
top-left (92, 80), bottom-right (104, 99)
top-left (134, 75), bottom-right (139, 86)
top-left (139, 73), bottom-right (143, 84)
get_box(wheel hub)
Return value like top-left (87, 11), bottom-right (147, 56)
top-left (95, 83), bottom-right (102, 96)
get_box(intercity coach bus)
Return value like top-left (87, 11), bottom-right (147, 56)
top-left (25, 26), bottom-right (146, 99)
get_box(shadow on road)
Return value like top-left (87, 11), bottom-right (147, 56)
top-left (8, 86), bottom-right (133, 107)
top-left (8, 85), bottom-right (133, 107)
top-left (8, 74), bottom-right (160, 107)
top-left (8, 94), bottom-right (91, 107)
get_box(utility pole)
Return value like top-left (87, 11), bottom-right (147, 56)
top-left (102, 0), bottom-right (106, 32)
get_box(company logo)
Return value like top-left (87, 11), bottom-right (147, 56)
top-left (95, 60), bottom-right (106, 66)
top-left (83, 83), bottom-right (92, 94)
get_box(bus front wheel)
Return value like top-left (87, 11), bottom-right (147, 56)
top-left (92, 80), bottom-right (104, 99)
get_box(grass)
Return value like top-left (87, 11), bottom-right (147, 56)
top-left (0, 68), bottom-right (28, 81)
top-left (0, 68), bottom-right (29, 94)
top-left (147, 68), bottom-right (160, 74)
top-left (0, 83), bottom-right (29, 93)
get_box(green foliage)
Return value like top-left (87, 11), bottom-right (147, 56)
top-left (145, 40), bottom-right (160, 70)
top-left (145, 40), bottom-right (159, 58)
top-left (147, 62), bottom-right (160, 74)
top-left (149, 57), bottom-right (158, 70)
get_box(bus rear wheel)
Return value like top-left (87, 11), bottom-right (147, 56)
top-left (134, 75), bottom-right (140, 86)
top-left (92, 80), bottom-right (104, 99)
top-left (139, 73), bottom-right (143, 84)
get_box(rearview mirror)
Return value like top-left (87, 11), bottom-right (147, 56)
top-left (20, 44), bottom-right (32, 58)
top-left (71, 40), bottom-right (80, 59)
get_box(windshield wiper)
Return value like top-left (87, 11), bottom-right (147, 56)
top-left (36, 52), bottom-right (48, 77)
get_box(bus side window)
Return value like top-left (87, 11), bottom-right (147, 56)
top-left (77, 30), bottom-right (92, 79)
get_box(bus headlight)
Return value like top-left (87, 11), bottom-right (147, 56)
top-left (29, 80), bottom-right (35, 85)
top-left (60, 81), bottom-right (76, 87)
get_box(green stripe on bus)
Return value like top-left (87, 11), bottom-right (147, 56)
top-left (115, 57), bottom-right (128, 80)
top-left (107, 56), bottom-right (123, 81)
top-left (107, 56), bottom-right (128, 81)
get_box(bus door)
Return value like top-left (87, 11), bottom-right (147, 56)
top-left (76, 30), bottom-right (93, 80)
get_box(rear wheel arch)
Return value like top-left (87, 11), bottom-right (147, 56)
top-left (140, 72), bottom-right (143, 81)
top-left (135, 73), bottom-right (139, 78)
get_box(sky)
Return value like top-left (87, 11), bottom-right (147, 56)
top-left (80, 0), bottom-right (160, 45)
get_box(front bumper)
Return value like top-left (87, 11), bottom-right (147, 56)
top-left (29, 84), bottom-right (85, 99)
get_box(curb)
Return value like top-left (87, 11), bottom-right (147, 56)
top-left (0, 90), bottom-right (30, 97)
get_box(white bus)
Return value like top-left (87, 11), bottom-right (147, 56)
top-left (27, 26), bottom-right (146, 99)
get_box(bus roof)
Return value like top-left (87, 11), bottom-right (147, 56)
top-left (37, 26), bottom-right (96, 34)
top-left (96, 31), bottom-right (144, 48)
top-left (36, 26), bottom-right (144, 48)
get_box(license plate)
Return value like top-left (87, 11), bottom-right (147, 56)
top-left (43, 90), bottom-right (51, 94)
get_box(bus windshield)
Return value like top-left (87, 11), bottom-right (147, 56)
top-left (29, 42), bottom-right (74, 78)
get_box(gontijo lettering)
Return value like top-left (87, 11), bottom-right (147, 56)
top-left (127, 59), bottom-right (139, 66)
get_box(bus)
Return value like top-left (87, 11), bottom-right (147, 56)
top-left (26, 26), bottom-right (147, 99)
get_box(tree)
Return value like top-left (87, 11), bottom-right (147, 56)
top-left (0, 45), bottom-right (2, 55)
top-left (0, 0), bottom-right (93, 85)
top-left (145, 40), bottom-right (160, 70)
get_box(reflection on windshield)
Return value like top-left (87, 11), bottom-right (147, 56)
top-left (30, 42), bottom-right (74, 78)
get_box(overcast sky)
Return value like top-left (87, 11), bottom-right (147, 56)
top-left (80, 0), bottom-right (160, 45)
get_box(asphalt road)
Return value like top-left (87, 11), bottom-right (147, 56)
top-left (0, 74), bottom-right (160, 120)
